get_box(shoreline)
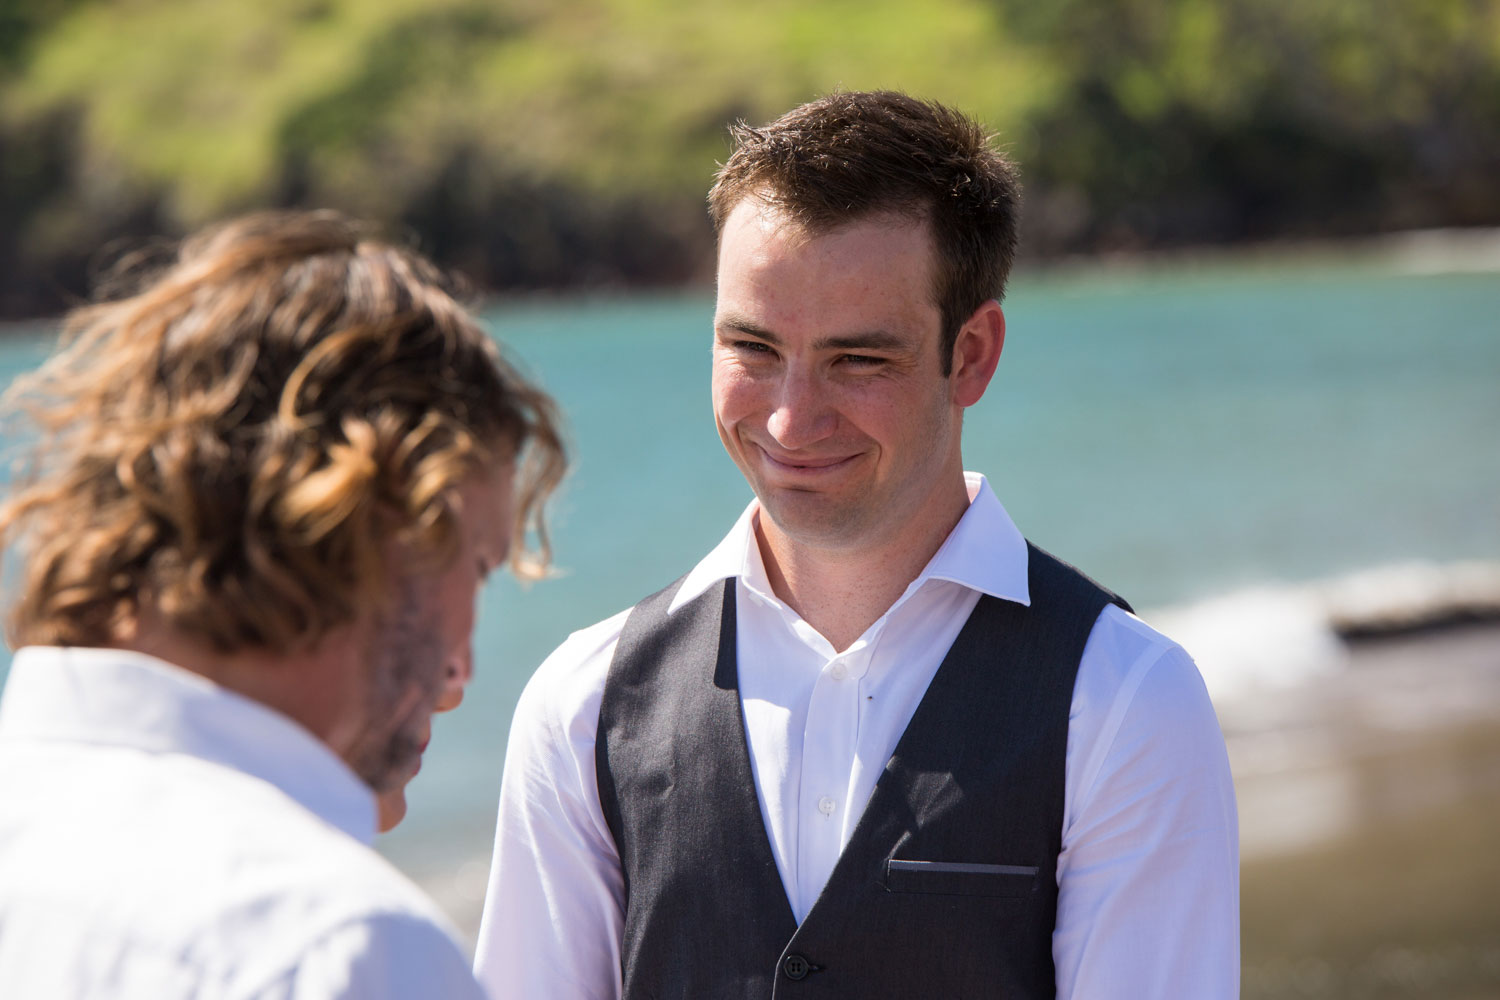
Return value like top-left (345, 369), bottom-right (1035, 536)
top-left (1019, 225), bottom-right (1500, 284)
top-left (1230, 621), bottom-right (1500, 860)
top-left (1235, 622), bottom-right (1500, 998)
top-left (3, 225), bottom-right (1497, 331)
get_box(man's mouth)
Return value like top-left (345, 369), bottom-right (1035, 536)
top-left (757, 447), bottom-right (856, 473)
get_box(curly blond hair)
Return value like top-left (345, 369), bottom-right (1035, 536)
top-left (0, 210), bottom-right (565, 654)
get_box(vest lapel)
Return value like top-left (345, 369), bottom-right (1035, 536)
top-left (707, 581), bottom-right (801, 936)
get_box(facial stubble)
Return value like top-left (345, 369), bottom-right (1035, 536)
top-left (345, 575), bottom-right (447, 794)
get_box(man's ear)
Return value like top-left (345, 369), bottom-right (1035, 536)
top-left (950, 300), bottom-right (1005, 407)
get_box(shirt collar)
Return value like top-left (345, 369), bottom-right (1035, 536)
top-left (0, 646), bottom-right (377, 843)
top-left (668, 471), bottom-right (1031, 614)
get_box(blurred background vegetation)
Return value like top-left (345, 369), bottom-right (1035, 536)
top-left (2, 0), bottom-right (1498, 317)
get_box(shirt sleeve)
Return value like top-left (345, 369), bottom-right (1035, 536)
top-left (473, 620), bottom-right (629, 1000)
top-left (251, 913), bottom-right (486, 1000)
top-left (1053, 607), bottom-right (1241, 1000)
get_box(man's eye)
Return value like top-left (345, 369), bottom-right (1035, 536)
top-left (736, 341), bottom-right (775, 355)
top-left (840, 354), bottom-right (884, 367)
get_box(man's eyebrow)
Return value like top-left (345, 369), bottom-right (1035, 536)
top-left (715, 319), bottom-right (907, 353)
top-left (812, 331), bottom-right (906, 352)
top-left (715, 317), bottom-right (782, 345)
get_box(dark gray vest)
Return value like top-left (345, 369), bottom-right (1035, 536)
top-left (596, 543), bottom-right (1129, 999)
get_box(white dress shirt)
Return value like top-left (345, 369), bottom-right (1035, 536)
top-left (475, 473), bottom-right (1239, 999)
top-left (0, 646), bottom-right (487, 1000)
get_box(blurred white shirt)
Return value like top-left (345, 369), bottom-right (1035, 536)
top-left (0, 646), bottom-right (486, 1000)
top-left (475, 473), bottom-right (1241, 1000)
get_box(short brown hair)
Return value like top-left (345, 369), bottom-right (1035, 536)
top-left (709, 91), bottom-right (1021, 374)
top-left (0, 210), bottom-right (565, 653)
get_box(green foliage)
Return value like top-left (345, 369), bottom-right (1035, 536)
top-left (1, 0), bottom-right (1498, 314)
top-left (0, 0), bottom-right (90, 78)
top-left (3, 0), bottom-right (1047, 222)
top-left (1000, 0), bottom-right (1500, 249)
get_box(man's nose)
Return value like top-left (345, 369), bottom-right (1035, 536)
top-left (765, 369), bottom-right (836, 449)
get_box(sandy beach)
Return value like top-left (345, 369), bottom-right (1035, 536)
top-left (1235, 623), bottom-right (1500, 999)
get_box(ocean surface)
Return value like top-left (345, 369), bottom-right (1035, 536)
top-left (0, 249), bottom-right (1497, 928)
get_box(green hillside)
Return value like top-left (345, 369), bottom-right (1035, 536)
top-left (2, 0), bottom-right (1497, 315)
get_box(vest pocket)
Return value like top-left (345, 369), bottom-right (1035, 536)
top-left (883, 859), bottom-right (1040, 898)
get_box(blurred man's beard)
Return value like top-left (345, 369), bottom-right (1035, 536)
top-left (346, 576), bottom-right (445, 793)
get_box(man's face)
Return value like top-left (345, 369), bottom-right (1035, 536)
top-left (344, 462), bottom-right (513, 821)
top-left (712, 201), bottom-right (964, 554)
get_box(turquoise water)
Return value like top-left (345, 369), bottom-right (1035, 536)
top-left (1, 260), bottom-right (1497, 902)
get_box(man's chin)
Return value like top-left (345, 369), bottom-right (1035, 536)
top-left (388, 742), bottom-right (424, 784)
top-left (376, 786), bottom-right (408, 833)
top-left (350, 730), bottom-right (424, 793)
top-left (757, 497), bottom-right (871, 550)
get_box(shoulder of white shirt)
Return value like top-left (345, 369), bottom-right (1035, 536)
top-left (513, 605), bottom-right (630, 737)
top-left (0, 649), bottom-right (474, 991)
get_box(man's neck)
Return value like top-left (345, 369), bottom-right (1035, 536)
top-left (756, 483), bottom-right (971, 653)
top-left (115, 613), bottom-right (370, 756)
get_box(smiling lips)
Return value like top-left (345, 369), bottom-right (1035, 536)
top-left (757, 446), bottom-right (858, 475)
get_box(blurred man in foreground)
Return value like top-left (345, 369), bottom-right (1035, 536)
top-left (0, 210), bottom-right (564, 998)
top-left (477, 92), bottom-right (1238, 998)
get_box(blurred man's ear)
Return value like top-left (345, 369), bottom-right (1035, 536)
top-left (951, 300), bottom-right (1005, 407)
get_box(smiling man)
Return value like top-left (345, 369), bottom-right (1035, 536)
top-left (477, 92), bottom-right (1238, 999)
top-left (0, 210), bottom-right (564, 999)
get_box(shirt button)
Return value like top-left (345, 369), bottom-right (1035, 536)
top-left (830, 662), bottom-right (848, 681)
top-left (817, 796), bottom-right (836, 816)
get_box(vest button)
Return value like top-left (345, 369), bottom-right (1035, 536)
top-left (782, 954), bottom-right (811, 980)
